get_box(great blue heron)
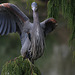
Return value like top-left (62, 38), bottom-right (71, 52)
top-left (0, 2), bottom-right (57, 62)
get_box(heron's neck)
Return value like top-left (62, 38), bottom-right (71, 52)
top-left (33, 11), bottom-right (40, 25)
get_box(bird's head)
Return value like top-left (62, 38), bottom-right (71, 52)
top-left (31, 2), bottom-right (38, 11)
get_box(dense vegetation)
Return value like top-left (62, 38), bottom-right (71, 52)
top-left (1, 56), bottom-right (41, 75)
top-left (48, 0), bottom-right (75, 42)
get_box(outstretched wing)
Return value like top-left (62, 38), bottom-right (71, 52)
top-left (0, 3), bottom-right (29, 35)
top-left (40, 18), bottom-right (57, 36)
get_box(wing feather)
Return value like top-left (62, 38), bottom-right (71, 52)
top-left (1, 15), bottom-right (7, 35)
top-left (10, 16), bottom-right (16, 33)
top-left (40, 18), bottom-right (57, 35)
top-left (0, 15), bottom-right (2, 25)
top-left (0, 3), bottom-right (30, 36)
top-left (6, 17), bottom-right (11, 35)
top-left (0, 14), bottom-right (5, 34)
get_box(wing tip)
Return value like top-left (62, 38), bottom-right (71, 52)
top-left (0, 3), bottom-right (29, 22)
top-left (0, 3), bottom-right (10, 8)
top-left (48, 18), bottom-right (57, 24)
top-left (0, 3), bottom-right (17, 9)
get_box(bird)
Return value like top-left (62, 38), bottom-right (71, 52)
top-left (0, 2), bottom-right (57, 62)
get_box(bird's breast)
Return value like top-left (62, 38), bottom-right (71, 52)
top-left (36, 28), bottom-right (39, 37)
top-left (30, 26), bottom-right (44, 60)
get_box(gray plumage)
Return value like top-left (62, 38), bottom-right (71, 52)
top-left (0, 2), bottom-right (57, 62)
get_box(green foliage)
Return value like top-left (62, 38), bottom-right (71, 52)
top-left (47, 0), bottom-right (75, 41)
top-left (0, 33), bottom-right (21, 72)
top-left (25, 0), bottom-right (36, 13)
top-left (1, 56), bottom-right (41, 75)
top-left (47, 0), bottom-right (60, 19)
top-left (9, 0), bottom-right (36, 14)
top-left (9, 0), bottom-right (35, 8)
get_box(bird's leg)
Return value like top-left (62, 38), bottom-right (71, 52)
top-left (21, 48), bottom-right (34, 64)
top-left (26, 49), bottom-right (34, 64)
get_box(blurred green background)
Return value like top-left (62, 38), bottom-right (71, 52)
top-left (0, 0), bottom-right (75, 75)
